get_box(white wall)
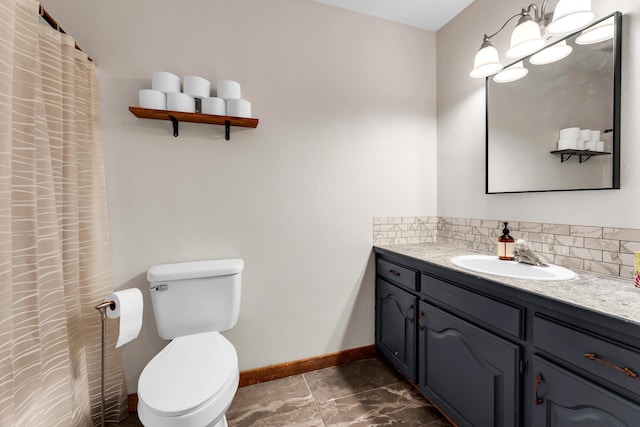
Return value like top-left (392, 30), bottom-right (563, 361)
top-left (437, 0), bottom-right (640, 227)
top-left (40, 0), bottom-right (438, 392)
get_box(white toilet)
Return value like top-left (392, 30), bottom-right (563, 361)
top-left (137, 259), bottom-right (244, 427)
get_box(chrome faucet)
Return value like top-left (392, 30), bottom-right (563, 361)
top-left (513, 239), bottom-right (547, 267)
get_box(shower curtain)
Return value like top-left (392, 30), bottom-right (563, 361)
top-left (0, 0), bottom-right (128, 425)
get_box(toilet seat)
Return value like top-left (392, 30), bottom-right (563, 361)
top-left (138, 331), bottom-right (238, 421)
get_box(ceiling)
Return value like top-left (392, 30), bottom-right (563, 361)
top-left (313, 0), bottom-right (476, 31)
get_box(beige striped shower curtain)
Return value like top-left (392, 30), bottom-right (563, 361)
top-left (0, 0), bottom-right (128, 425)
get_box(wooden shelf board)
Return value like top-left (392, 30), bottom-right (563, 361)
top-left (129, 106), bottom-right (258, 128)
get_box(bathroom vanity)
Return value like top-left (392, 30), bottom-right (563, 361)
top-left (374, 244), bottom-right (640, 427)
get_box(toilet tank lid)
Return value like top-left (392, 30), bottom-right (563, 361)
top-left (147, 259), bottom-right (244, 283)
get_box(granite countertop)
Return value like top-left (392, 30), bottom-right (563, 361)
top-left (375, 243), bottom-right (640, 326)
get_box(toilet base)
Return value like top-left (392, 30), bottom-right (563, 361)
top-left (208, 415), bottom-right (228, 427)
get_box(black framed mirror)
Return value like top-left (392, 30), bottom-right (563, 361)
top-left (486, 12), bottom-right (621, 194)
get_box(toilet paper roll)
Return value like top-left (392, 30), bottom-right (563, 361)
top-left (590, 130), bottom-right (601, 142)
top-left (152, 71), bottom-right (181, 93)
top-left (139, 89), bottom-right (166, 110)
top-left (167, 92), bottom-right (196, 113)
top-left (559, 127), bottom-right (580, 139)
top-left (201, 97), bottom-right (226, 115)
top-left (596, 141), bottom-right (605, 152)
top-left (580, 129), bottom-right (591, 142)
top-left (577, 140), bottom-right (585, 150)
top-left (217, 80), bottom-right (241, 100)
top-left (105, 289), bottom-right (143, 348)
top-left (557, 139), bottom-right (578, 150)
top-left (226, 99), bottom-right (251, 118)
top-left (183, 75), bottom-right (211, 99)
top-left (585, 140), bottom-right (597, 151)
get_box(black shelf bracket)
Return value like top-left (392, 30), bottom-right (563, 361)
top-left (552, 149), bottom-right (611, 164)
top-left (168, 115), bottom-right (233, 140)
top-left (579, 154), bottom-right (595, 164)
top-left (559, 153), bottom-right (596, 163)
top-left (169, 115), bottom-right (179, 137)
top-left (560, 153), bottom-right (574, 163)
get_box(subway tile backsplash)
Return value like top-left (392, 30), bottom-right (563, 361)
top-left (373, 216), bottom-right (640, 279)
top-left (372, 216), bottom-right (438, 245)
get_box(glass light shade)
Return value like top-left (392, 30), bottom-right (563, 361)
top-left (470, 41), bottom-right (503, 78)
top-left (493, 61), bottom-right (528, 83)
top-left (505, 17), bottom-right (545, 59)
top-left (530, 40), bottom-right (573, 65)
top-left (545, 0), bottom-right (596, 36)
top-left (576, 17), bottom-right (614, 44)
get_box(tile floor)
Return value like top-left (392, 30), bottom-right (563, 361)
top-left (116, 357), bottom-right (452, 426)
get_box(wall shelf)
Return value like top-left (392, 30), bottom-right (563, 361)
top-left (550, 149), bottom-right (611, 164)
top-left (129, 106), bottom-right (259, 140)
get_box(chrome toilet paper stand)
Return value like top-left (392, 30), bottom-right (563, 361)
top-left (95, 300), bottom-right (116, 427)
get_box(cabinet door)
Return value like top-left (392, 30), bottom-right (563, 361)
top-left (418, 301), bottom-right (521, 427)
top-left (376, 279), bottom-right (416, 380)
top-left (532, 356), bottom-right (640, 426)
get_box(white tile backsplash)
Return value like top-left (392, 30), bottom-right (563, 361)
top-left (373, 216), bottom-right (640, 279)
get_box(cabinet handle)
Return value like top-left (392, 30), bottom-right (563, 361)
top-left (417, 311), bottom-right (425, 331)
top-left (534, 373), bottom-right (543, 405)
top-left (583, 353), bottom-right (639, 380)
top-left (388, 269), bottom-right (401, 277)
top-left (406, 304), bottom-right (414, 322)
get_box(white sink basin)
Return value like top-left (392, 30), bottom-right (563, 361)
top-left (451, 255), bottom-right (576, 281)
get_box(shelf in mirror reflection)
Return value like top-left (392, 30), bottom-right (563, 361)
top-left (550, 149), bottom-right (611, 164)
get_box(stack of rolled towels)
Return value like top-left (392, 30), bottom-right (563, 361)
top-left (138, 71), bottom-right (252, 118)
top-left (557, 127), bottom-right (605, 152)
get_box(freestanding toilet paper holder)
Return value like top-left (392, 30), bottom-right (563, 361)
top-left (95, 300), bottom-right (116, 427)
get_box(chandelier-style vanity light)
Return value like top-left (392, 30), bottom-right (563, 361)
top-left (470, 0), bottom-right (597, 81)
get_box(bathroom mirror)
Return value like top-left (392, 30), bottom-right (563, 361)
top-left (486, 12), bottom-right (621, 194)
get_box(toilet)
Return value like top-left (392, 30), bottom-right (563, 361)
top-left (137, 259), bottom-right (244, 427)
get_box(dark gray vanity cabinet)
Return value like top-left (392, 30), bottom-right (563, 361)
top-left (417, 271), bottom-right (523, 427)
top-left (418, 301), bottom-right (521, 427)
top-left (374, 247), bottom-right (640, 427)
top-left (375, 258), bottom-right (418, 381)
top-left (375, 255), bottom-right (523, 427)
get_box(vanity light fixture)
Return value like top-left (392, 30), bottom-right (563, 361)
top-left (493, 61), bottom-right (528, 83)
top-left (576, 16), bottom-right (615, 45)
top-left (469, 0), bottom-right (597, 79)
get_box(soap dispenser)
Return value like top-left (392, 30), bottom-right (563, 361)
top-left (498, 222), bottom-right (515, 260)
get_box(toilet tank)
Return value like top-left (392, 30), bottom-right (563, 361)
top-left (147, 259), bottom-right (243, 340)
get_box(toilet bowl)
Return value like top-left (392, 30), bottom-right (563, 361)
top-left (138, 331), bottom-right (239, 427)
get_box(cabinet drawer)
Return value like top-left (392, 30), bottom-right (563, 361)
top-left (534, 315), bottom-right (640, 396)
top-left (376, 258), bottom-right (417, 291)
top-left (421, 273), bottom-right (523, 339)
